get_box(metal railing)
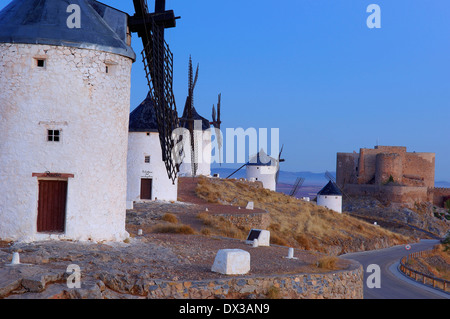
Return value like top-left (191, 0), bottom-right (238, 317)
top-left (399, 250), bottom-right (449, 293)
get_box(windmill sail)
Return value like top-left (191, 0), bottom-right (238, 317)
top-left (290, 177), bottom-right (305, 197)
top-left (325, 171), bottom-right (351, 202)
top-left (129, 0), bottom-right (181, 184)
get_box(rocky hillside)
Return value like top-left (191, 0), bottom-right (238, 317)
top-left (343, 197), bottom-right (449, 239)
top-left (194, 177), bottom-right (411, 255)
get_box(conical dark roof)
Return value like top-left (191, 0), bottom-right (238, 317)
top-left (129, 93), bottom-right (158, 132)
top-left (179, 97), bottom-right (210, 131)
top-left (317, 181), bottom-right (342, 196)
top-left (247, 149), bottom-right (277, 167)
top-left (0, 0), bottom-right (135, 60)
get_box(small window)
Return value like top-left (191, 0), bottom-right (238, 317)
top-left (36, 59), bottom-right (46, 68)
top-left (104, 60), bottom-right (117, 75)
top-left (144, 156), bottom-right (151, 163)
top-left (48, 129), bottom-right (60, 142)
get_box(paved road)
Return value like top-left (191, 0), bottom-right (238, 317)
top-left (342, 240), bottom-right (449, 299)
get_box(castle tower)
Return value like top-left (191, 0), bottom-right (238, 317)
top-left (0, 0), bottom-right (135, 242)
top-left (127, 94), bottom-right (178, 204)
top-left (375, 153), bottom-right (403, 185)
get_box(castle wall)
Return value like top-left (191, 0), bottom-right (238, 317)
top-left (403, 153), bottom-right (435, 187)
top-left (358, 146), bottom-right (407, 185)
top-left (336, 146), bottom-right (436, 205)
top-left (0, 43), bottom-right (133, 242)
top-left (336, 152), bottom-right (358, 188)
top-left (375, 153), bottom-right (403, 185)
top-left (343, 184), bottom-right (429, 206)
top-left (430, 188), bottom-right (450, 207)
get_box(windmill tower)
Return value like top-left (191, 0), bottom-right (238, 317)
top-left (127, 94), bottom-right (178, 204)
top-left (125, 0), bottom-right (182, 203)
top-left (178, 57), bottom-right (214, 177)
top-left (316, 172), bottom-right (346, 213)
top-left (316, 181), bottom-right (343, 213)
top-left (245, 149), bottom-right (283, 191)
top-left (0, 0), bottom-right (135, 242)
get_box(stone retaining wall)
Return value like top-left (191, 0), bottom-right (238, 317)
top-left (214, 211), bottom-right (271, 230)
top-left (140, 260), bottom-right (363, 299)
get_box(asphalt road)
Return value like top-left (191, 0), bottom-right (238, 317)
top-left (342, 240), bottom-right (449, 299)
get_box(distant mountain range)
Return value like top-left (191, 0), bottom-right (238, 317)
top-left (211, 168), bottom-right (332, 186)
top-left (211, 168), bottom-right (450, 189)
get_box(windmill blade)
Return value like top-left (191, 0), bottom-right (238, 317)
top-left (179, 56), bottom-right (199, 177)
top-left (129, 0), bottom-right (180, 184)
top-left (212, 104), bottom-right (216, 123)
top-left (217, 93), bottom-right (221, 128)
top-left (226, 163), bottom-right (247, 179)
top-left (278, 144), bottom-right (285, 163)
top-left (289, 177), bottom-right (305, 197)
top-left (325, 171), bottom-right (352, 203)
top-left (193, 63), bottom-right (199, 90)
top-left (325, 170), bottom-right (336, 183)
top-left (211, 93), bottom-right (223, 166)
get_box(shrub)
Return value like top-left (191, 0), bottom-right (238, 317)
top-left (295, 234), bottom-right (311, 250)
top-left (162, 213), bottom-right (178, 224)
top-left (265, 286), bottom-right (280, 299)
top-left (152, 224), bottom-right (195, 235)
top-left (316, 256), bottom-right (339, 270)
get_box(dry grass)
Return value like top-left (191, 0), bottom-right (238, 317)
top-left (316, 256), bottom-right (339, 270)
top-left (265, 286), bottom-right (281, 299)
top-left (152, 224), bottom-right (196, 235)
top-left (195, 176), bottom-right (410, 254)
top-left (196, 212), bottom-right (247, 239)
top-left (413, 244), bottom-right (450, 280)
top-left (161, 213), bottom-right (179, 224)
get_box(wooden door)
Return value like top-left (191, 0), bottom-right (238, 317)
top-left (140, 179), bottom-right (152, 200)
top-left (37, 180), bottom-right (67, 232)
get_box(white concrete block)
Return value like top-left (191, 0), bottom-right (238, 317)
top-left (126, 201), bottom-right (134, 210)
top-left (211, 249), bottom-right (250, 275)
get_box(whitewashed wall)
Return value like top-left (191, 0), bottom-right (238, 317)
top-left (127, 132), bottom-right (178, 202)
top-left (0, 43), bottom-right (133, 242)
top-left (317, 195), bottom-right (342, 213)
top-left (179, 129), bottom-right (212, 177)
top-left (246, 165), bottom-right (278, 191)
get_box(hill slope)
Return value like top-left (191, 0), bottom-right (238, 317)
top-left (194, 177), bottom-right (411, 255)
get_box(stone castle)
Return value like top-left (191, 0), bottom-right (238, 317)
top-left (336, 146), bottom-right (450, 207)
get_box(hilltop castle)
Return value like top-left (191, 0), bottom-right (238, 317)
top-left (336, 146), bottom-right (450, 207)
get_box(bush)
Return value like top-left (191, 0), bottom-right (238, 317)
top-left (162, 213), bottom-right (178, 224)
top-left (316, 256), bottom-right (339, 270)
top-left (152, 224), bottom-right (195, 235)
top-left (265, 286), bottom-right (281, 299)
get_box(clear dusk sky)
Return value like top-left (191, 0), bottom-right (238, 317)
top-left (1, 1), bottom-right (449, 181)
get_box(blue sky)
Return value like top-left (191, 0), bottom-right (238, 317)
top-left (1, 1), bottom-right (449, 180)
